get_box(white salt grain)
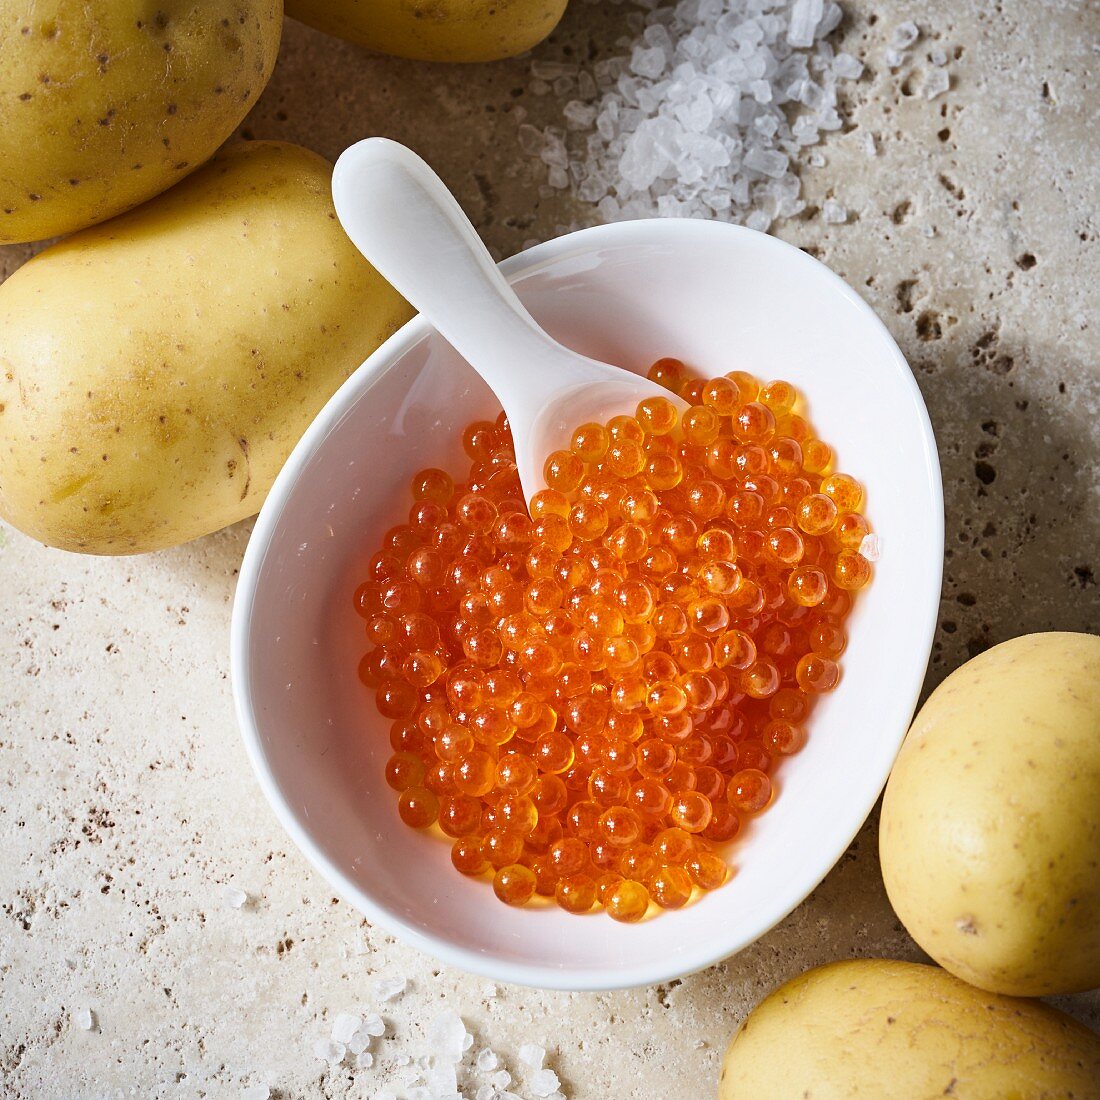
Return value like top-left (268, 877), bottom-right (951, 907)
top-left (313, 1038), bottom-right (346, 1065)
top-left (373, 1091), bottom-right (399, 1100)
top-left (860, 132), bottom-right (878, 157)
top-left (222, 886), bottom-right (248, 909)
top-left (75, 1008), bottom-right (95, 1031)
top-left (832, 52), bottom-right (864, 80)
top-left (930, 46), bottom-right (948, 66)
top-left (356, 1051), bottom-right (374, 1070)
top-left (476, 1049), bottom-right (500, 1072)
top-left (745, 209), bottom-right (772, 233)
top-left (427, 1059), bottom-right (459, 1094)
top-left (361, 1012), bottom-right (386, 1037)
top-left (242, 1088), bottom-right (270, 1100)
top-left (822, 199), bottom-right (848, 224)
top-left (427, 1009), bottom-right (468, 1062)
top-left (490, 1069), bottom-right (513, 1089)
top-left (744, 147), bottom-right (789, 179)
top-left (859, 534), bottom-right (882, 562)
top-left (924, 68), bottom-right (950, 99)
top-left (891, 21), bottom-right (920, 49)
top-left (374, 977), bottom-right (408, 1002)
top-left (518, 1043), bottom-right (547, 1070)
top-left (530, 1068), bottom-right (562, 1097)
top-left (347, 1030), bottom-right (372, 1056)
top-left (332, 1013), bottom-right (361, 1044)
top-left (787, 0), bottom-right (824, 48)
top-left (884, 48), bottom-right (904, 70)
top-left (475, 1088), bottom-right (496, 1100)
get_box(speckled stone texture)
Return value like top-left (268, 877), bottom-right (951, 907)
top-left (1, 2), bottom-right (1096, 1096)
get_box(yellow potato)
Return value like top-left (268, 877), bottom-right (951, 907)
top-left (880, 632), bottom-right (1100, 996)
top-left (0, 0), bottom-right (282, 244)
top-left (285, 0), bottom-right (568, 62)
top-left (0, 141), bottom-right (412, 555)
top-left (718, 959), bottom-right (1100, 1100)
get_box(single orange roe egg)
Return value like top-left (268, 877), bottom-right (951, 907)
top-left (651, 866), bottom-right (693, 909)
top-left (556, 873), bottom-right (597, 913)
top-left (727, 769), bottom-right (772, 814)
top-left (493, 863), bottom-right (536, 906)
top-left (398, 787), bottom-right (439, 828)
top-left (355, 365), bottom-right (869, 919)
top-left (606, 879), bottom-right (650, 923)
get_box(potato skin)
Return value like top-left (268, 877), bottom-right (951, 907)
top-left (718, 959), bottom-right (1100, 1100)
top-left (880, 632), bottom-right (1100, 996)
top-left (0, 0), bottom-right (282, 244)
top-left (0, 141), bottom-right (413, 554)
top-left (285, 0), bottom-right (568, 62)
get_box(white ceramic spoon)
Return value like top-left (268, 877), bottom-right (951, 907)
top-left (331, 137), bottom-right (686, 503)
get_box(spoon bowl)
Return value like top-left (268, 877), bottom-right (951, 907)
top-left (231, 217), bottom-right (943, 991)
top-left (331, 138), bottom-right (685, 502)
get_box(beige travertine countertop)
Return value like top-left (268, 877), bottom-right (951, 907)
top-left (1, 2), bottom-right (1097, 1096)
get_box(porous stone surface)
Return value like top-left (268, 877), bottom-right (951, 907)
top-left (1, 2), bottom-right (1096, 1096)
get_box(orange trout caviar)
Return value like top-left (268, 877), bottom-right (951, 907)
top-left (354, 363), bottom-right (871, 920)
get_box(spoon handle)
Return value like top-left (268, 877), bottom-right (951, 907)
top-left (332, 138), bottom-right (571, 414)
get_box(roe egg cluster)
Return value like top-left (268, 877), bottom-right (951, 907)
top-left (354, 360), bottom-right (870, 921)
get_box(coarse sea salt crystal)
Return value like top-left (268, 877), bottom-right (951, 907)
top-left (361, 1012), bottom-right (386, 1037)
top-left (223, 886), bottom-right (248, 909)
top-left (884, 47), bottom-right (903, 69)
top-left (745, 209), bottom-right (771, 232)
top-left (332, 1013), bottom-right (361, 1044)
top-left (75, 1008), bottom-right (95, 1031)
top-left (924, 68), bottom-right (950, 99)
top-left (518, 1043), bottom-right (546, 1070)
top-left (242, 1087), bottom-right (270, 1100)
top-left (356, 1051), bottom-right (374, 1070)
top-left (832, 52), bottom-right (863, 80)
top-left (476, 1049), bottom-right (500, 1072)
top-left (374, 977), bottom-right (408, 1002)
top-left (930, 45), bottom-right (947, 66)
top-left (744, 147), bottom-right (789, 179)
top-left (530, 1068), bottom-right (562, 1097)
top-left (822, 199), bottom-right (848, 224)
top-left (860, 131), bottom-right (878, 157)
top-left (859, 534), bottom-right (882, 562)
top-left (348, 1029), bottom-right (372, 1056)
top-left (427, 1059), bottom-right (459, 1094)
top-left (314, 1038), bottom-right (346, 1065)
top-left (490, 1069), bottom-right (513, 1089)
top-left (787, 0), bottom-right (823, 48)
top-left (891, 21), bottom-right (920, 49)
top-left (475, 1087), bottom-right (496, 1100)
top-left (427, 1009), bottom-right (468, 1062)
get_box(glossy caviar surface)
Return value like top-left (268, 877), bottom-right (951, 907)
top-left (354, 359), bottom-right (871, 920)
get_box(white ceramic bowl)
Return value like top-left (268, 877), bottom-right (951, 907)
top-left (231, 219), bottom-right (943, 992)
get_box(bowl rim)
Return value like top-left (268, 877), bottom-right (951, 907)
top-left (230, 217), bottom-right (944, 991)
